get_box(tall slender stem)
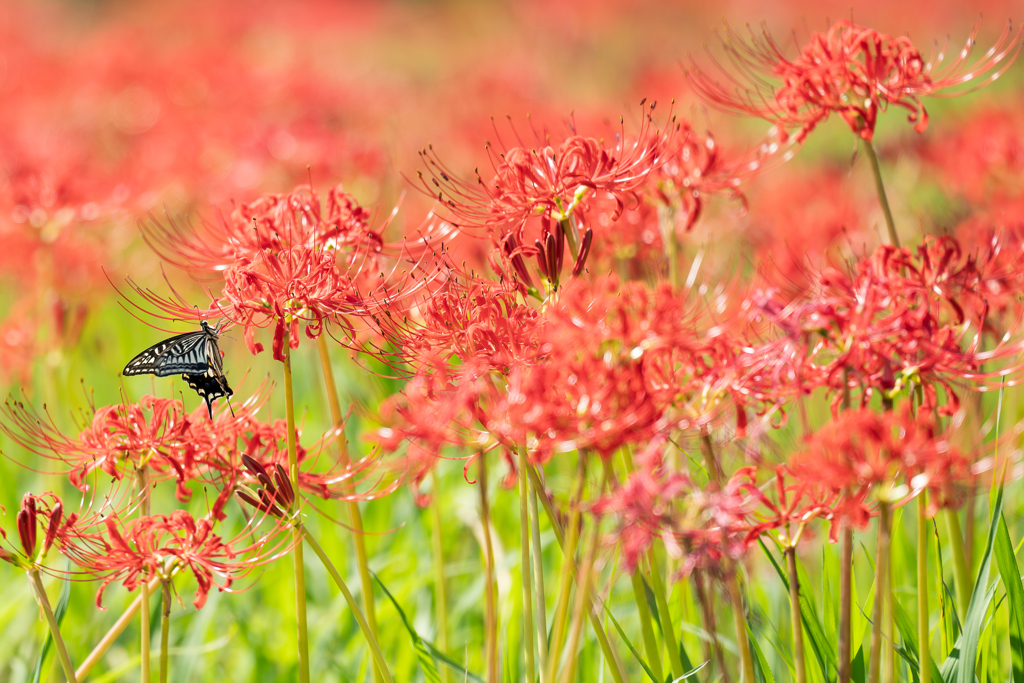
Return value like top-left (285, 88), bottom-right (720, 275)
top-left (838, 525), bottom-right (854, 683)
top-left (864, 140), bottom-right (899, 248)
top-left (302, 528), bottom-right (395, 683)
top-left (547, 456), bottom-right (586, 683)
top-left (943, 508), bottom-right (972, 618)
top-left (869, 501), bottom-right (891, 683)
top-left (648, 547), bottom-right (684, 679)
top-left (429, 471), bottom-right (451, 683)
top-left (630, 571), bottom-right (665, 682)
top-left (561, 521), bottom-right (600, 683)
top-left (159, 581), bottom-right (171, 683)
top-left (140, 579), bottom-right (151, 683)
top-left (518, 447), bottom-right (536, 683)
top-left (76, 575), bottom-right (162, 679)
top-left (693, 571), bottom-right (729, 682)
top-left (138, 465), bottom-right (151, 683)
top-left (526, 463), bottom-right (627, 683)
top-left (784, 548), bottom-right (807, 683)
top-left (530, 479), bottom-right (549, 682)
top-left (917, 494), bottom-right (930, 683)
top-left (28, 569), bottom-right (79, 683)
top-left (478, 454), bottom-right (499, 683)
top-left (315, 334), bottom-right (382, 683)
top-left (283, 343), bottom-right (311, 683)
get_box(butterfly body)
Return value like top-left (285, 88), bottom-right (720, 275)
top-left (123, 321), bottom-right (232, 418)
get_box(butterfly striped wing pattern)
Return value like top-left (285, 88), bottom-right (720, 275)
top-left (122, 330), bottom-right (212, 377)
top-left (122, 322), bottom-right (232, 418)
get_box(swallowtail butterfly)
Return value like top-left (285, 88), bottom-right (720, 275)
top-left (123, 321), bottom-right (233, 418)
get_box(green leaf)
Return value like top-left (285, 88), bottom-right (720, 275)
top-left (669, 661), bottom-right (708, 682)
top-left (372, 572), bottom-right (445, 683)
top-left (993, 514), bottom-right (1024, 683)
top-left (31, 571), bottom-right (71, 683)
top-left (851, 645), bottom-right (866, 683)
top-left (891, 597), bottom-right (942, 683)
top-left (599, 598), bottom-right (661, 683)
top-left (422, 642), bottom-right (485, 683)
top-left (759, 540), bottom-right (837, 680)
top-left (941, 487), bottom-right (1004, 683)
top-left (746, 623), bottom-right (776, 683)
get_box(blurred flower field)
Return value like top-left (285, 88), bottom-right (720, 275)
top-left (4, 1), bottom-right (1024, 682)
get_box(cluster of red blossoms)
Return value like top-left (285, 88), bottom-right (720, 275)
top-left (4, 9), bottom-right (1024, 681)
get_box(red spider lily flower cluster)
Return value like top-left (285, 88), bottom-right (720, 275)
top-left (125, 183), bottom-right (446, 362)
top-left (59, 509), bottom-right (294, 610)
top-left (688, 19), bottom-right (1023, 142)
top-left (747, 235), bottom-right (1024, 415)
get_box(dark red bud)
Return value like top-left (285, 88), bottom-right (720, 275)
top-left (572, 228), bottom-right (593, 277)
top-left (272, 466), bottom-right (295, 508)
top-left (17, 497), bottom-right (36, 558)
top-left (534, 240), bottom-right (548, 278)
top-left (242, 454), bottom-right (275, 492)
top-left (43, 501), bottom-right (62, 555)
top-left (545, 232), bottom-right (559, 288)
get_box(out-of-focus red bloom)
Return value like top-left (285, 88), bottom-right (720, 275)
top-left (788, 407), bottom-right (971, 523)
top-left (746, 235), bottom-right (1024, 414)
top-left (725, 466), bottom-right (834, 548)
top-left (688, 19), bottom-right (1022, 142)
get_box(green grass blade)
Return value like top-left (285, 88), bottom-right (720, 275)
top-left (599, 598), bottom-right (661, 683)
top-left (746, 623), bottom-right (776, 683)
top-left (421, 642), bottom-right (485, 683)
top-left (941, 487), bottom-right (1004, 683)
top-left (892, 596), bottom-right (943, 683)
top-left (994, 514), bottom-right (1024, 683)
top-left (758, 540), bottom-right (837, 680)
top-left (669, 660), bottom-right (707, 682)
top-left (372, 572), bottom-right (444, 683)
top-left (31, 571), bottom-right (71, 683)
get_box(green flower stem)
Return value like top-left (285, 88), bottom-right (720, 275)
top-left (546, 455), bottom-right (587, 683)
top-left (629, 571), bottom-right (664, 682)
top-left (864, 140), bottom-right (899, 248)
top-left (526, 463), bottom-right (627, 683)
top-left (943, 508), bottom-right (972, 617)
top-left (478, 454), bottom-right (499, 683)
top-left (28, 569), bottom-right (79, 683)
top-left (141, 577), bottom-right (151, 683)
top-left (529, 475), bottom-right (550, 683)
top-left (301, 528), bottom-right (395, 683)
top-left (784, 548), bottom-right (807, 683)
top-left (159, 580), bottom-right (171, 683)
top-left (429, 471), bottom-right (451, 683)
top-left (918, 494), bottom-right (930, 683)
top-left (517, 447), bottom-right (536, 683)
top-left (315, 333), bottom-right (383, 683)
top-left (282, 342), bottom-right (311, 683)
top-left (838, 525), bottom-right (854, 683)
top-left (560, 520), bottom-right (601, 683)
top-left (647, 547), bottom-right (684, 679)
top-left (76, 574), bottom-right (163, 680)
top-left (868, 500), bottom-right (892, 683)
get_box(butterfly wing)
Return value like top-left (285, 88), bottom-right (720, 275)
top-left (182, 372), bottom-right (233, 419)
top-left (123, 331), bottom-right (210, 377)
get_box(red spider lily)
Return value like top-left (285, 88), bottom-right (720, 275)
top-left (725, 466), bottom-right (835, 549)
top-left (688, 19), bottom-right (1022, 143)
top-left (419, 103), bottom-right (672, 232)
top-left (787, 407), bottom-right (971, 523)
top-left (59, 509), bottom-right (294, 610)
top-left (589, 440), bottom-right (692, 571)
top-left (1, 395), bottom-right (196, 500)
top-left (377, 274), bottom-right (541, 373)
top-left (141, 185), bottom-right (398, 277)
top-left (746, 235), bottom-right (1024, 414)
